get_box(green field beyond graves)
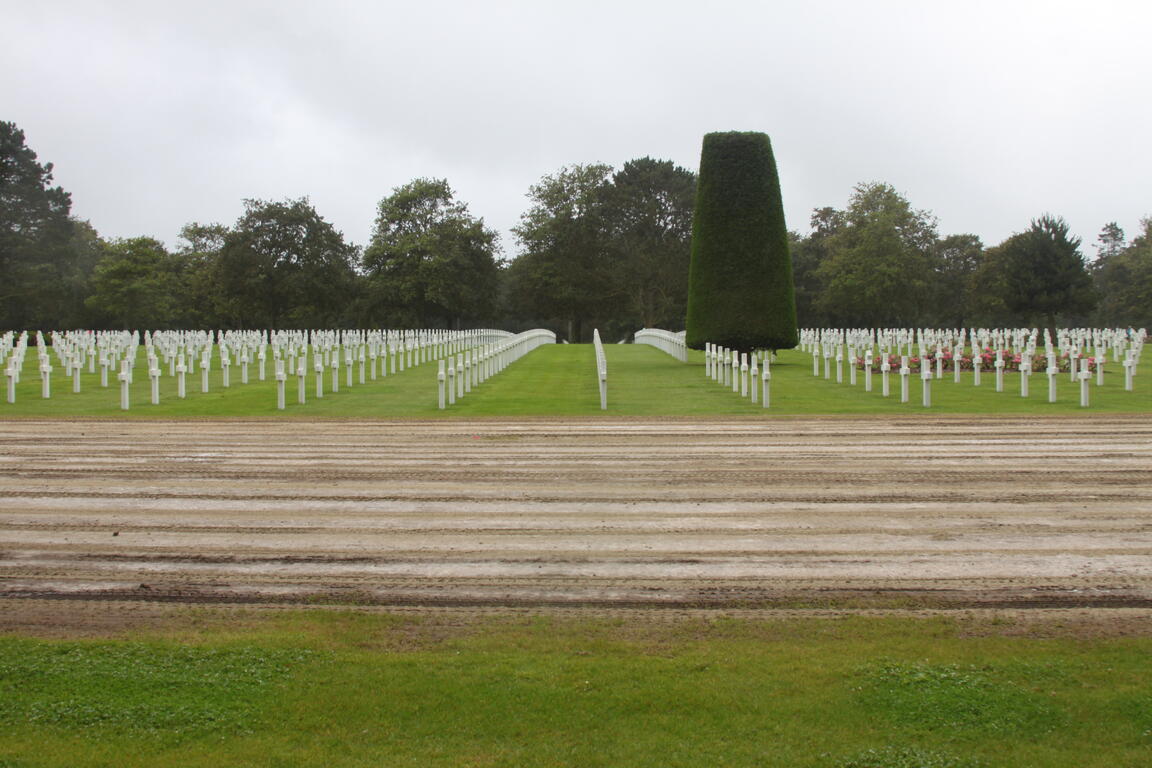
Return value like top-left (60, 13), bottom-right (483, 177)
top-left (0, 611), bottom-right (1148, 768)
top-left (1, 343), bottom-right (1148, 418)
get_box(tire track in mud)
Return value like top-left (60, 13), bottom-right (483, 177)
top-left (1, 417), bottom-right (1150, 613)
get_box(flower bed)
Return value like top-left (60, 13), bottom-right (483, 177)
top-left (854, 349), bottom-right (1098, 373)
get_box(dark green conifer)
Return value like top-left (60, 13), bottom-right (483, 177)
top-left (685, 131), bottom-right (798, 351)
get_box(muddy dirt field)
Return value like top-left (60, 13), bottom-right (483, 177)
top-left (1, 417), bottom-right (1150, 630)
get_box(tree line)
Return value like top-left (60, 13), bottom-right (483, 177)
top-left (2, 120), bottom-right (1148, 341)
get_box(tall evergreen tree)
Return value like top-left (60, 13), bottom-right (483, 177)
top-left (685, 132), bottom-right (797, 352)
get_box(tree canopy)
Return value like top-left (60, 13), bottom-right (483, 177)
top-left (1, 120), bottom-right (1147, 335)
top-left (510, 163), bottom-right (614, 342)
top-left (813, 182), bottom-right (939, 328)
top-left (995, 214), bottom-right (1096, 333)
top-left (213, 199), bottom-right (358, 328)
top-left (0, 121), bottom-right (87, 329)
top-left (363, 178), bottom-right (501, 329)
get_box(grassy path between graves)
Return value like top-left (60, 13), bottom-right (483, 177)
top-left (0, 607), bottom-right (1150, 767)
top-left (1, 343), bottom-right (1148, 418)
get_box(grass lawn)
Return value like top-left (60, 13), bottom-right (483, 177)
top-left (1, 343), bottom-right (1148, 418)
top-left (0, 611), bottom-right (1148, 767)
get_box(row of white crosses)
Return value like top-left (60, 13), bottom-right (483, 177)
top-left (703, 342), bottom-right (773, 408)
top-left (260, 328), bottom-right (510, 410)
top-left (633, 328), bottom-right (689, 362)
top-left (593, 329), bottom-right (608, 410)
top-left (4, 327), bottom-right (517, 411)
top-left (799, 327), bottom-right (1145, 407)
top-left (437, 329), bottom-right (556, 409)
top-left (4, 331), bottom-right (29, 403)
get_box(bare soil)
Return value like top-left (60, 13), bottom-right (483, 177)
top-left (2, 417), bottom-right (1150, 632)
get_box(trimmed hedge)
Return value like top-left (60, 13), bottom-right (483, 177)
top-left (685, 131), bottom-right (798, 351)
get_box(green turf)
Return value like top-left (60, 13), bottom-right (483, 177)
top-left (0, 343), bottom-right (1147, 418)
top-left (0, 612), bottom-right (1148, 767)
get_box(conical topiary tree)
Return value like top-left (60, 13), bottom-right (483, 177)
top-left (685, 131), bottom-right (798, 352)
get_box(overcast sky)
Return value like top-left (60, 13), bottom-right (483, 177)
top-left (4, 0), bottom-right (1149, 258)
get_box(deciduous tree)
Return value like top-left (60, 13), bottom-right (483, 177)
top-left (1092, 218), bottom-right (1151, 328)
top-left (996, 214), bottom-right (1096, 334)
top-left (600, 157), bottom-right (696, 332)
top-left (363, 179), bottom-right (500, 328)
top-left (512, 164), bottom-right (613, 342)
top-left (85, 237), bottom-right (179, 329)
top-left (214, 199), bottom-right (357, 328)
top-left (814, 182), bottom-right (939, 327)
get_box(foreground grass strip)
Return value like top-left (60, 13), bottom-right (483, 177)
top-left (0, 612), bottom-right (1149, 767)
top-left (0, 639), bottom-right (317, 738)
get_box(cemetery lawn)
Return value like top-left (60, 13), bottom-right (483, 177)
top-left (0, 609), bottom-right (1149, 767)
top-left (2, 344), bottom-right (1149, 418)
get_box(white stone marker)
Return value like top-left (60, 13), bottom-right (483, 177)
top-left (100, 355), bottom-right (109, 388)
top-left (259, 347), bottom-right (267, 381)
top-left (811, 346), bottom-right (820, 377)
top-left (761, 359), bottom-right (771, 409)
top-left (297, 358), bottom-right (307, 404)
top-left (953, 349), bottom-right (962, 384)
top-left (880, 356), bottom-right (891, 397)
top-left (1095, 353), bottom-right (1105, 386)
top-left (331, 355), bottom-right (340, 393)
top-left (750, 355), bottom-right (759, 403)
top-left (358, 347), bottom-right (366, 385)
top-left (823, 346), bottom-right (831, 379)
top-left (314, 358), bottom-right (325, 398)
top-left (6, 361), bottom-right (16, 404)
top-left (935, 348), bottom-right (944, 379)
top-left (149, 361), bottom-right (161, 404)
top-left (40, 359), bottom-right (51, 398)
top-left (921, 366), bottom-right (932, 407)
top-left (1123, 352), bottom-right (1135, 391)
top-left (118, 359), bottom-right (131, 410)
top-left (740, 353), bottom-right (749, 397)
top-left (456, 353), bottom-right (465, 399)
top-left (240, 348), bottom-right (250, 385)
top-left (1046, 361), bottom-right (1059, 403)
top-left (345, 348), bottom-right (354, 388)
top-left (72, 358), bottom-right (81, 393)
top-left (438, 359), bottom-right (447, 409)
top-left (1079, 358), bottom-right (1091, 407)
top-left (864, 350), bottom-right (873, 392)
top-left (447, 358), bottom-right (457, 405)
top-left (1020, 356), bottom-right (1031, 398)
top-left (275, 359), bottom-right (286, 410)
top-left (973, 354), bottom-right (982, 386)
top-left (221, 353), bottom-right (231, 388)
top-left (731, 352), bottom-right (739, 393)
top-left (848, 348), bottom-right (857, 386)
top-left (176, 355), bottom-right (187, 399)
top-left (835, 347), bottom-right (843, 384)
top-left (899, 356), bottom-right (910, 403)
top-left (201, 353), bottom-right (211, 393)
top-left (464, 351), bottom-right (473, 394)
